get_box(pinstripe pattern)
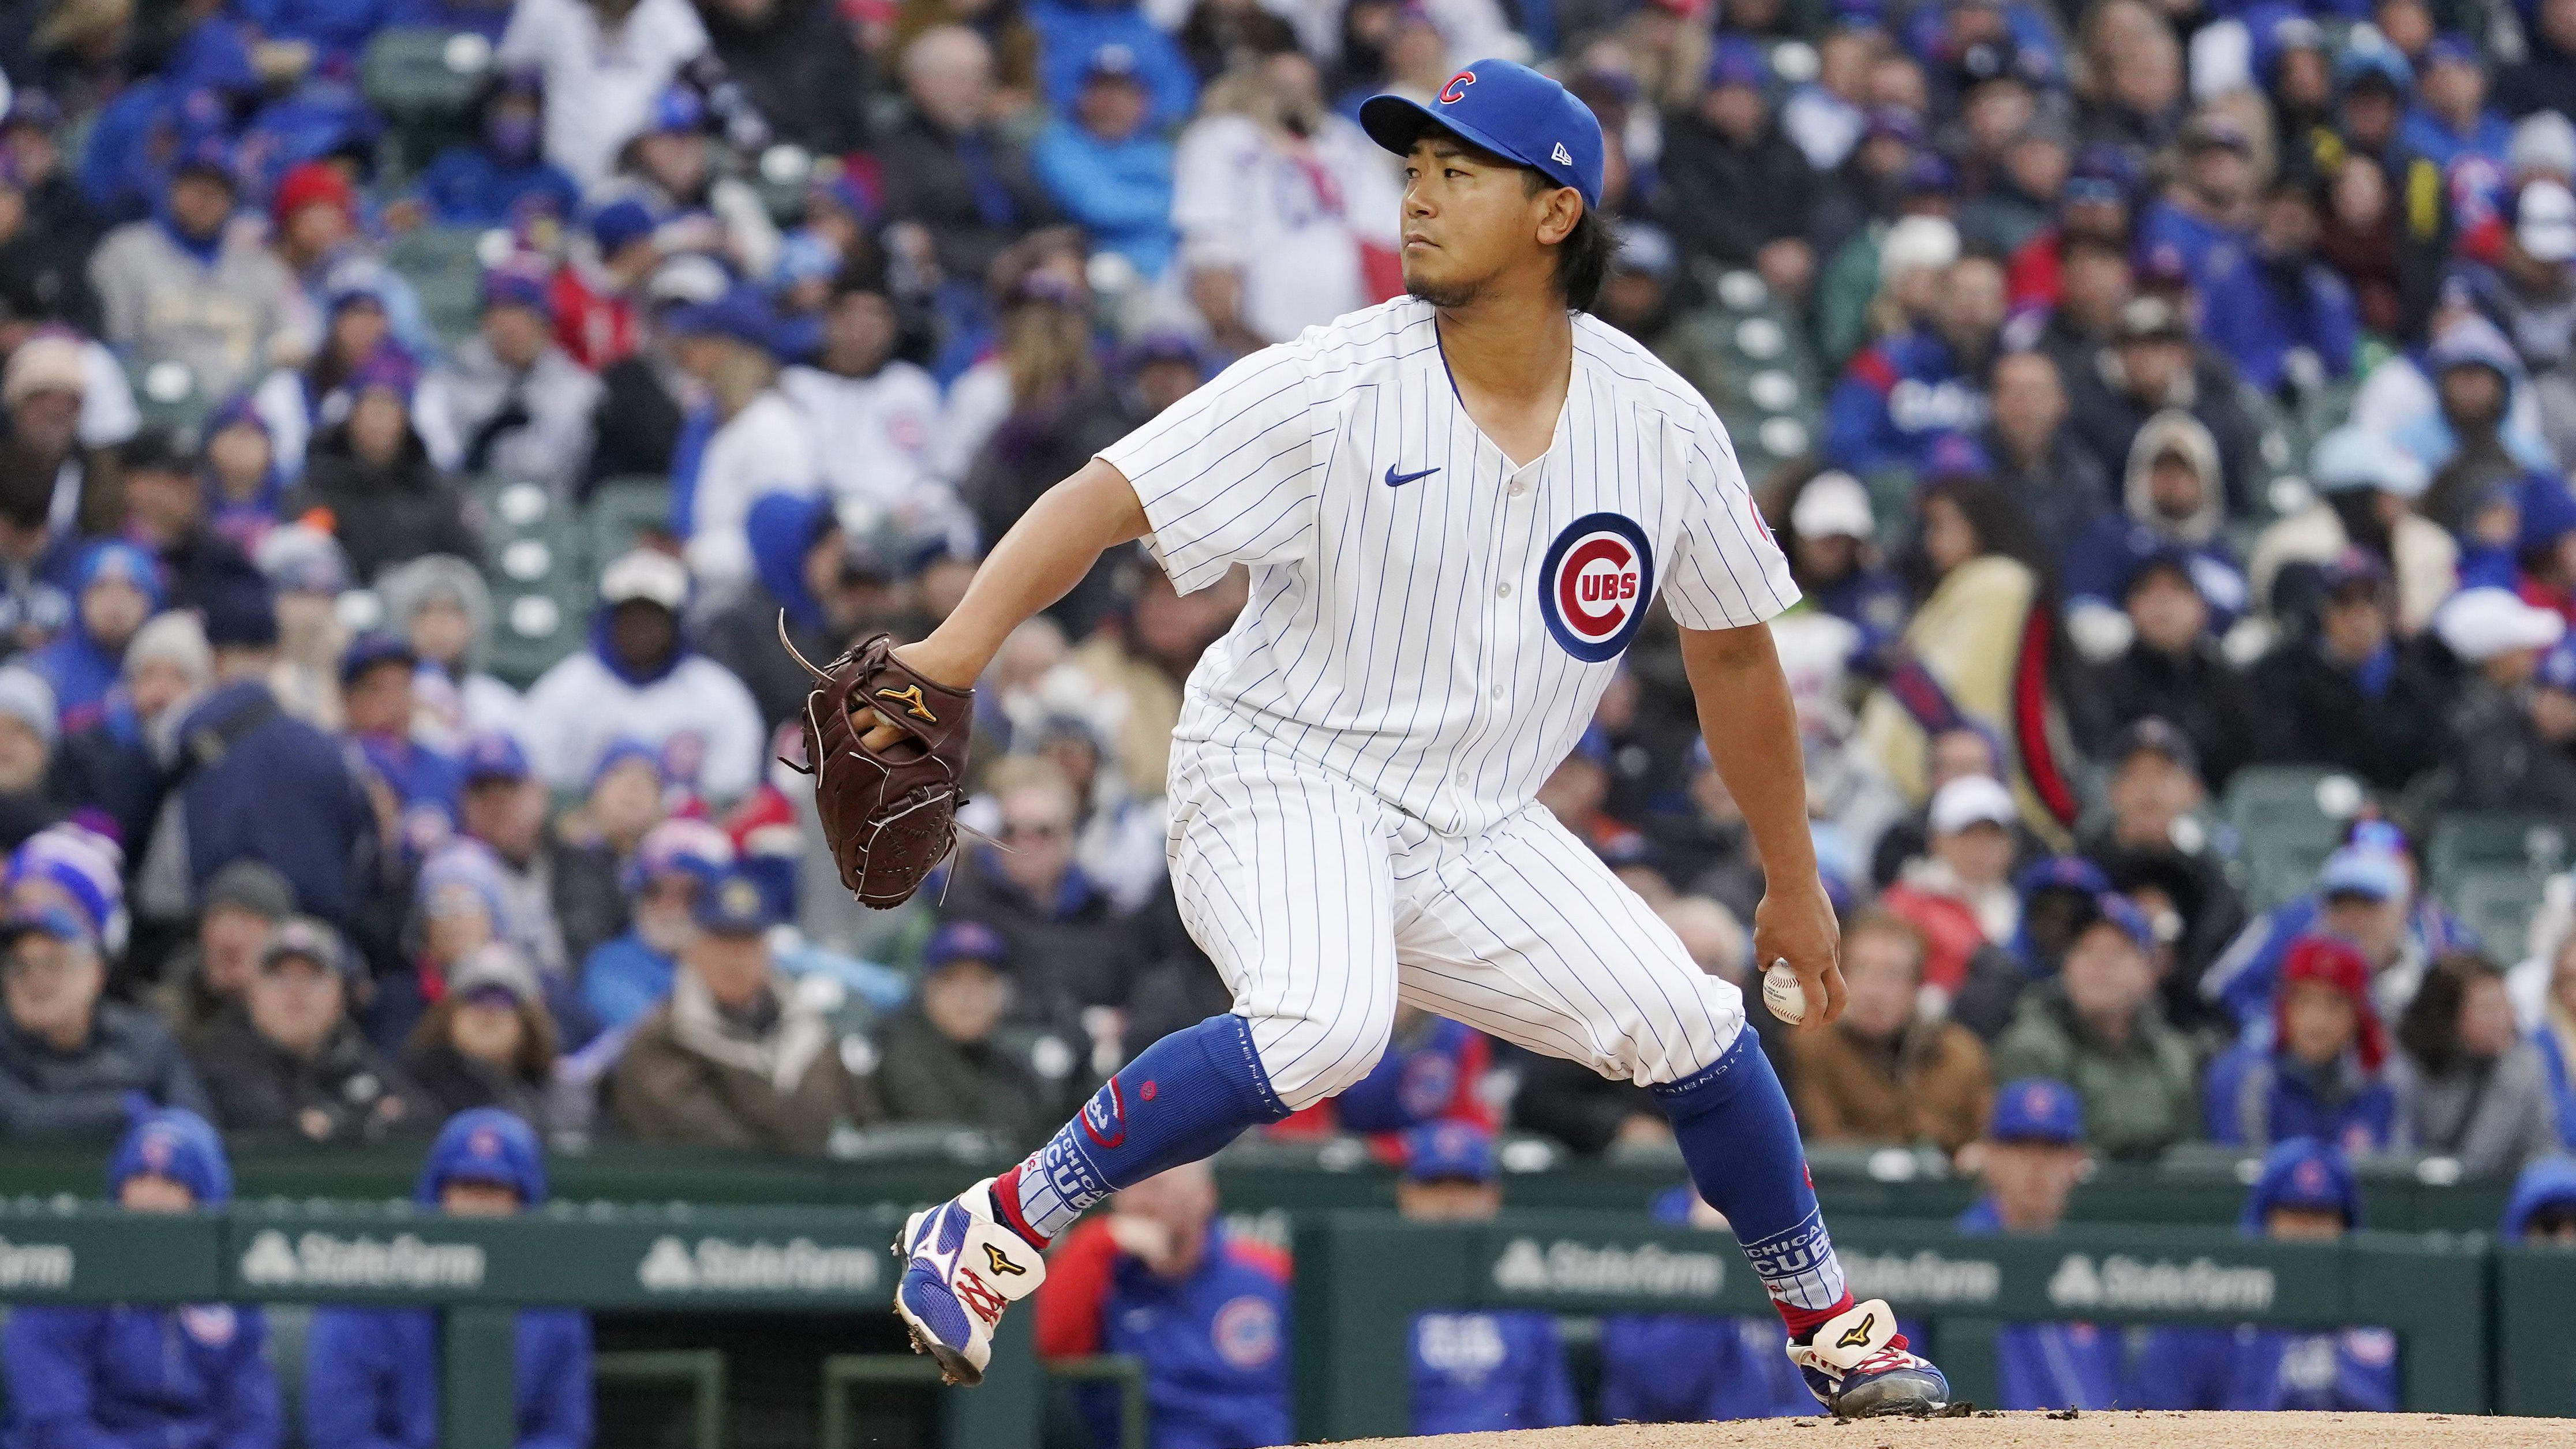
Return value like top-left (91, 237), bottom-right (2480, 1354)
top-left (1099, 297), bottom-right (1799, 842)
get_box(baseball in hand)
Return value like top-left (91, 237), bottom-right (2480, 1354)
top-left (1762, 958), bottom-right (1807, 1025)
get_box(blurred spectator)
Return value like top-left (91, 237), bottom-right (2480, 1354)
top-left (2248, 551), bottom-right (2447, 788)
top-left (371, 838), bottom-right (516, 1048)
top-left (400, 942), bottom-right (559, 1132)
top-left (0, 1110), bottom-right (280, 1445)
top-left (2204, 834), bottom-right (2455, 1032)
top-left (1396, 1125), bottom-right (1578, 1434)
top-left (2251, 427), bottom-right (2456, 641)
top-left (522, 550), bottom-right (767, 800)
top-left (1597, 1184), bottom-right (1814, 1422)
top-left (958, 288), bottom-right (1130, 638)
top-left (555, 202), bottom-right (658, 378)
top-left (152, 860), bottom-right (294, 1045)
top-left (2198, 167), bottom-right (2358, 396)
top-left (193, 915), bottom-right (417, 1144)
top-left (878, 27), bottom-right (1057, 283)
top-left (2138, 113), bottom-right (2257, 297)
top-left (415, 264), bottom-right (602, 494)
top-left (2075, 724), bottom-right (2244, 1023)
top-left (88, 139), bottom-right (298, 406)
top-left (666, 286), bottom-right (813, 598)
top-left (3, 332), bottom-right (111, 536)
top-left (2065, 294), bottom-right (2261, 518)
top-left (874, 918), bottom-right (1048, 1150)
top-left (376, 555), bottom-right (526, 751)
top-left (1787, 910), bottom-right (1991, 1154)
top-left (2064, 410), bottom-right (2246, 659)
top-left (1069, 555), bottom-right (1240, 802)
top-left (250, 269), bottom-right (396, 484)
top-left (777, 256), bottom-right (952, 551)
top-left (0, 904), bottom-right (208, 1133)
top-left (2131, 1139), bottom-right (2397, 1411)
top-left (456, 731), bottom-right (622, 980)
top-left (0, 665), bottom-right (61, 853)
top-left (27, 540), bottom-right (155, 735)
top-left (2392, 950), bottom-right (2558, 1175)
top-left (1661, 39), bottom-right (1818, 299)
top-left (2219, 934), bottom-right (2398, 1155)
top-left (343, 632), bottom-right (465, 852)
top-left (56, 611), bottom-right (209, 852)
top-left (605, 87), bottom-right (781, 281)
top-left (407, 68), bottom-right (584, 229)
top-left (1772, 470), bottom-right (1906, 660)
top-left (1991, 892), bottom-right (2196, 1160)
top-left (697, 0), bottom-right (877, 156)
top-left (2502, 1156), bottom-right (2576, 1241)
top-left (155, 578), bottom-right (372, 927)
top-left (1953, 1078), bottom-right (2122, 1410)
top-left (305, 1109), bottom-right (594, 1446)
top-left (1034, 1162), bottom-right (1291, 1449)
top-left (1172, 53), bottom-right (1398, 347)
top-left (2068, 555), bottom-right (2262, 791)
top-left (1825, 248), bottom-right (2004, 475)
top-left (1982, 350), bottom-right (2112, 560)
top-left (269, 170), bottom-right (436, 362)
top-left (115, 427), bottom-right (262, 613)
top-left (1953, 856), bottom-right (2106, 1040)
top-left (2429, 586), bottom-right (2576, 811)
top-left (283, 349), bottom-right (481, 583)
top-left (1882, 776), bottom-right (2021, 998)
top-left (254, 525), bottom-right (355, 730)
top-left (1034, 46), bottom-right (1178, 281)
top-left (1029, 0), bottom-right (1197, 129)
top-left (2391, 314), bottom-right (2552, 475)
top-left (200, 399), bottom-right (285, 557)
top-left (934, 756), bottom-right (1137, 1024)
top-left (2531, 929), bottom-right (2576, 1150)
top-left (612, 866), bottom-right (882, 1152)
top-left (579, 817), bottom-right (733, 1029)
top-left (2448, 181), bottom-right (2576, 441)
top-left (497, 0), bottom-right (719, 189)
top-left (704, 495), bottom-right (901, 730)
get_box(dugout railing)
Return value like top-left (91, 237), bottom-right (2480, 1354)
top-left (1289, 1210), bottom-right (2498, 1441)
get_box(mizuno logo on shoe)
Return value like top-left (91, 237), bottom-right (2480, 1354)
top-left (984, 1245), bottom-right (1028, 1276)
top-left (1837, 1312), bottom-right (1876, 1350)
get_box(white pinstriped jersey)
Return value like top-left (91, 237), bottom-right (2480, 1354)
top-left (1100, 297), bottom-right (1802, 837)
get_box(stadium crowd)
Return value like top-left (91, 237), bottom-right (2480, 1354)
top-left (10, 0), bottom-right (2576, 1437)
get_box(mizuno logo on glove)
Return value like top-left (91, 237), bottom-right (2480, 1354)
top-left (878, 684), bottom-right (938, 722)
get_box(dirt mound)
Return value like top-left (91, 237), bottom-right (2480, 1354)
top-left (1333, 1411), bottom-right (2574, 1448)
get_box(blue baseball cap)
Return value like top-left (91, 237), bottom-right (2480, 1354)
top-left (924, 919), bottom-right (1009, 971)
top-left (460, 730), bottom-right (531, 785)
top-left (694, 867), bottom-right (777, 936)
top-left (1403, 1122), bottom-right (1498, 1184)
top-left (1705, 36), bottom-right (1772, 91)
top-left (2081, 892), bottom-right (2155, 952)
top-left (1360, 59), bottom-right (1606, 210)
top-left (1989, 1077), bottom-right (2083, 1144)
top-left (339, 631), bottom-right (417, 687)
top-left (2317, 844), bottom-right (2406, 903)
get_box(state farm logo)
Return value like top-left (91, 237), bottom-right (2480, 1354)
top-left (1537, 512), bottom-right (1655, 662)
top-left (637, 1235), bottom-right (880, 1294)
top-left (1491, 1237), bottom-right (1724, 1298)
top-left (2046, 1253), bottom-right (2275, 1313)
top-left (0, 1238), bottom-right (73, 1290)
top-left (239, 1229), bottom-right (486, 1290)
top-left (1841, 1249), bottom-right (2001, 1306)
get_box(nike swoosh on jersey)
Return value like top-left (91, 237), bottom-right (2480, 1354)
top-left (1384, 465), bottom-right (1441, 486)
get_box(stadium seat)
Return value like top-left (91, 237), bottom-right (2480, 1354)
top-left (2221, 765), bottom-right (2360, 912)
top-left (2427, 812), bottom-right (2571, 904)
top-left (385, 225), bottom-right (500, 348)
top-left (473, 478), bottom-right (592, 687)
top-left (583, 477), bottom-right (676, 567)
top-left (361, 28), bottom-right (491, 179)
top-left (2444, 867), bottom-right (2547, 958)
top-left (123, 355), bottom-right (213, 437)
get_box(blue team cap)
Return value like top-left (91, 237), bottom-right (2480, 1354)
top-left (460, 730), bottom-right (531, 786)
top-left (2317, 844), bottom-right (2406, 902)
top-left (2540, 635), bottom-right (2576, 694)
top-left (1403, 1122), bottom-right (1499, 1184)
top-left (1988, 1077), bottom-right (2083, 1144)
top-left (1705, 36), bottom-right (1772, 91)
top-left (339, 631), bottom-right (417, 687)
top-left (694, 867), bottom-right (777, 937)
top-left (924, 919), bottom-right (1009, 971)
top-left (1361, 59), bottom-right (1606, 210)
top-left (2425, 33), bottom-right (2481, 70)
top-left (2086, 892), bottom-right (2156, 952)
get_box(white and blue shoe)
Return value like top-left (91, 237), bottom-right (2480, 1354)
top-left (1787, 1298), bottom-right (1952, 1417)
top-left (892, 1177), bottom-right (1047, 1386)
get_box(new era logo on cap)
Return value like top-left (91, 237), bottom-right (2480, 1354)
top-left (1552, 142), bottom-right (1572, 164)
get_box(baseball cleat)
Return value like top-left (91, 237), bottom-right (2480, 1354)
top-left (1787, 1298), bottom-right (1952, 1417)
top-left (892, 1177), bottom-right (1046, 1386)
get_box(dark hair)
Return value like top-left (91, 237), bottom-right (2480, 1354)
top-left (2397, 950), bottom-right (2503, 1074)
top-left (1898, 473), bottom-right (2051, 600)
top-left (1515, 164), bottom-right (1613, 310)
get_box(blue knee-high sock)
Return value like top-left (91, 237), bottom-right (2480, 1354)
top-left (1653, 1028), bottom-right (1853, 1338)
top-left (994, 1014), bottom-right (1290, 1246)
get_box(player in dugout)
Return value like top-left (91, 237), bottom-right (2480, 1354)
top-left (304, 1109), bottom-right (594, 1449)
top-left (1395, 1122), bottom-right (1578, 1434)
top-left (0, 1106), bottom-right (283, 1449)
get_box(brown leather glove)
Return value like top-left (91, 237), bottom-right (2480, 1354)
top-left (779, 620), bottom-right (974, 908)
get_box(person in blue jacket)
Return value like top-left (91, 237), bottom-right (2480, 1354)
top-left (340, 632), bottom-right (465, 856)
top-left (1394, 1124), bottom-right (1577, 1435)
top-left (25, 541), bottom-right (160, 738)
top-left (406, 69), bottom-right (582, 229)
top-left (2196, 167), bottom-right (2358, 396)
top-left (1955, 1078), bottom-right (2129, 1410)
top-left (1822, 250), bottom-right (2004, 478)
top-left (1, 1108), bottom-right (282, 1449)
top-left (2400, 36), bottom-right (2513, 222)
top-left (1033, 1160), bottom-right (1289, 1449)
top-left (2129, 1139), bottom-right (2399, 1412)
top-left (576, 817), bottom-right (734, 1030)
top-left (2501, 1155), bottom-right (2576, 1242)
top-left (1031, 47), bottom-right (1177, 280)
top-left (305, 1109), bottom-right (593, 1449)
top-left (2201, 824), bottom-right (2475, 1029)
top-left (1598, 1185), bottom-right (1815, 1422)
top-left (1025, 0), bottom-right (1197, 131)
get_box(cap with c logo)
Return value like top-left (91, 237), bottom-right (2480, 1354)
top-left (1360, 58), bottom-right (1605, 211)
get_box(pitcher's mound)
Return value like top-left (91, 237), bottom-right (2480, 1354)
top-left (1335, 1411), bottom-right (2574, 1448)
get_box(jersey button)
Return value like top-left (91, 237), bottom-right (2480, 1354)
top-left (1507, 480), bottom-right (1529, 497)
top-left (1496, 581), bottom-right (1512, 597)
top-left (1489, 685), bottom-right (1503, 701)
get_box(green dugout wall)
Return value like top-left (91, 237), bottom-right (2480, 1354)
top-left (1291, 1210), bottom-right (2501, 1442)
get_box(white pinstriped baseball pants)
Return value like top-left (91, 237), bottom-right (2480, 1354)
top-left (1166, 744), bottom-right (1750, 1111)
